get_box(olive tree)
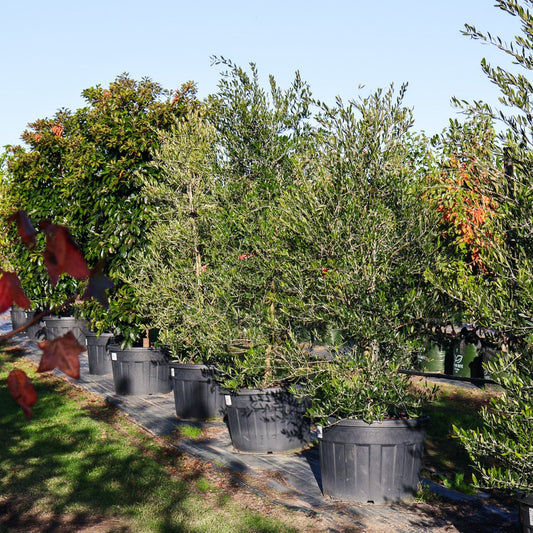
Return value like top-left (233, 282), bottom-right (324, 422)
top-left (440, 0), bottom-right (533, 495)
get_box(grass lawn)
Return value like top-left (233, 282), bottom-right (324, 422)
top-left (415, 376), bottom-right (498, 495)
top-left (0, 345), bottom-right (322, 533)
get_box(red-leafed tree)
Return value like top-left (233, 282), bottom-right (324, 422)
top-left (424, 115), bottom-right (503, 327)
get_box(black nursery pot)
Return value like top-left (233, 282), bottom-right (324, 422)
top-left (169, 363), bottom-right (226, 420)
top-left (43, 315), bottom-right (88, 345)
top-left (318, 417), bottom-right (429, 504)
top-left (85, 331), bottom-right (114, 375)
top-left (108, 344), bottom-right (171, 395)
top-left (10, 306), bottom-right (45, 340)
top-left (519, 494), bottom-right (533, 533)
top-left (224, 387), bottom-right (311, 454)
top-left (10, 305), bottom-right (29, 330)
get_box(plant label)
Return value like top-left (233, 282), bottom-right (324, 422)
top-left (110, 352), bottom-right (117, 361)
top-left (225, 395), bottom-right (232, 406)
top-left (170, 368), bottom-right (175, 377)
top-left (316, 425), bottom-right (323, 439)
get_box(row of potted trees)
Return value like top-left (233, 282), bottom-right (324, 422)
top-left (4, 61), bottom-right (443, 504)
top-left (10, 305), bottom-right (429, 505)
top-left (4, 11), bottom-right (533, 510)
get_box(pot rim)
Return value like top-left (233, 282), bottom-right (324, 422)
top-left (227, 386), bottom-right (296, 396)
top-left (168, 362), bottom-right (215, 370)
top-left (323, 416), bottom-right (430, 428)
top-left (107, 344), bottom-right (163, 353)
top-left (84, 330), bottom-right (114, 338)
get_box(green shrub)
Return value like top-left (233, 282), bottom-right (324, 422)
top-left (130, 60), bottom-right (316, 388)
top-left (5, 74), bottom-right (197, 344)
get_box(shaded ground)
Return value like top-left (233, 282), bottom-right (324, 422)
top-left (2, 379), bottom-right (518, 533)
top-left (0, 315), bottom-right (522, 532)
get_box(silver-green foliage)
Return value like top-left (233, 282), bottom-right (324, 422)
top-left (452, 0), bottom-right (533, 494)
top-left (274, 85), bottom-right (437, 421)
top-left (131, 109), bottom-right (220, 362)
top-left (130, 60), bottom-right (437, 416)
top-left (454, 350), bottom-right (533, 493)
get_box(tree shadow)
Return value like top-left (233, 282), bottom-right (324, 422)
top-left (0, 372), bottom-right (196, 532)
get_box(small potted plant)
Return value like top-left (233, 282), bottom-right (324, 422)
top-left (99, 283), bottom-right (171, 396)
top-left (217, 341), bottom-right (311, 454)
top-left (42, 305), bottom-right (88, 346)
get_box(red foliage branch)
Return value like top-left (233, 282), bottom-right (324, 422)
top-left (1, 210), bottom-right (113, 419)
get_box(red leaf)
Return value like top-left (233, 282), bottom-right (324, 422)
top-left (8, 210), bottom-right (36, 249)
top-left (8, 369), bottom-right (37, 420)
top-left (51, 123), bottom-right (63, 137)
top-left (40, 223), bottom-right (90, 286)
top-left (82, 272), bottom-right (114, 308)
top-left (0, 270), bottom-right (31, 314)
top-left (37, 331), bottom-right (84, 379)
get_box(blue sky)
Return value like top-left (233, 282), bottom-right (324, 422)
top-left (0, 1), bottom-right (522, 149)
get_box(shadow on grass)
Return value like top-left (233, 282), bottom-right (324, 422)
top-left (422, 392), bottom-right (487, 481)
top-left (0, 350), bottom-right (300, 533)
top-left (0, 363), bottom-right (198, 532)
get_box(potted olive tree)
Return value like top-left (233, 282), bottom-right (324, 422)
top-left (203, 59), bottom-right (316, 452)
top-left (270, 84), bottom-right (438, 502)
top-left (128, 108), bottom-right (226, 414)
top-left (129, 60), bottom-right (316, 444)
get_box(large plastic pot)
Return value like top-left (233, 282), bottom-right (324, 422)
top-left (318, 417), bottom-right (429, 503)
top-left (108, 345), bottom-right (171, 395)
top-left (10, 305), bottom-right (29, 330)
top-left (519, 494), bottom-right (533, 533)
top-left (224, 387), bottom-right (310, 453)
top-left (170, 363), bottom-right (226, 420)
top-left (43, 316), bottom-right (88, 345)
top-left (85, 331), bottom-right (114, 375)
top-left (10, 306), bottom-right (45, 340)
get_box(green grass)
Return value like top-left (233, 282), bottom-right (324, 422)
top-left (418, 379), bottom-right (496, 495)
top-left (0, 347), bottom-right (307, 533)
top-left (177, 425), bottom-right (204, 440)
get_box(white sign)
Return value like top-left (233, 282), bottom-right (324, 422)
top-left (225, 395), bottom-right (232, 406)
top-left (110, 352), bottom-right (117, 361)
